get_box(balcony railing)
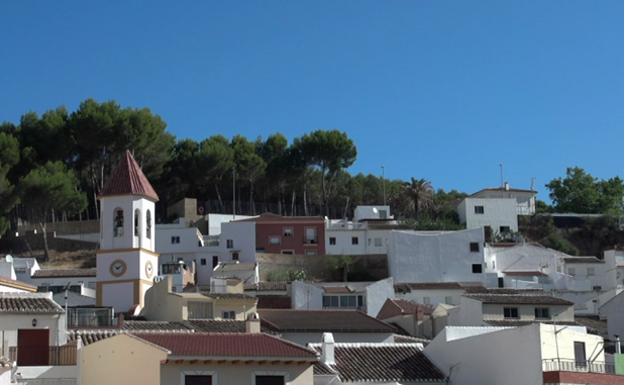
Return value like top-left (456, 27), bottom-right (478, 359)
top-left (9, 345), bottom-right (78, 366)
top-left (542, 359), bottom-right (616, 374)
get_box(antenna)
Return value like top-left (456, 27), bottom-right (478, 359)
top-left (499, 164), bottom-right (504, 197)
top-left (531, 177), bottom-right (536, 191)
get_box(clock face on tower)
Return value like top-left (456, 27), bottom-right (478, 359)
top-left (110, 259), bottom-right (127, 277)
top-left (145, 260), bottom-right (154, 278)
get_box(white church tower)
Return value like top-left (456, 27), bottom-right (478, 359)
top-left (96, 150), bottom-right (160, 312)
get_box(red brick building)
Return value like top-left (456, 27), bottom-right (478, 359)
top-left (234, 213), bottom-right (326, 255)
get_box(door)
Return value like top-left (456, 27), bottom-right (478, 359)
top-left (17, 329), bottom-right (49, 366)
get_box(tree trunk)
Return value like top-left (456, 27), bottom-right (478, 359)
top-left (303, 183), bottom-right (308, 216)
top-left (249, 179), bottom-right (255, 215)
top-left (39, 221), bottom-right (50, 262)
top-left (214, 182), bottom-right (223, 212)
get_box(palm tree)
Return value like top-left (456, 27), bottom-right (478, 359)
top-left (402, 177), bottom-right (434, 221)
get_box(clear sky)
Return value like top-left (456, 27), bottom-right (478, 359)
top-left (2, 1), bottom-right (623, 201)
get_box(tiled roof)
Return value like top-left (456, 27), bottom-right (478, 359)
top-left (257, 296), bottom-right (292, 309)
top-left (200, 292), bottom-right (256, 300)
top-left (562, 257), bottom-right (604, 264)
top-left (244, 282), bottom-right (288, 292)
top-left (123, 321), bottom-right (193, 331)
top-left (464, 287), bottom-right (544, 294)
top-left (471, 187), bottom-right (538, 195)
top-left (464, 294), bottom-right (573, 305)
top-left (391, 299), bottom-right (433, 315)
top-left (68, 330), bottom-right (124, 346)
top-left (0, 276), bottom-right (36, 290)
top-left (0, 293), bottom-right (64, 313)
top-left (99, 150), bottom-right (159, 201)
top-left (258, 309), bottom-right (395, 333)
top-left (184, 320), bottom-right (246, 333)
top-left (502, 271), bottom-right (547, 276)
top-left (32, 268), bottom-right (97, 278)
top-left (323, 286), bottom-right (351, 293)
top-left (310, 343), bottom-right (446, 383)
top-left (394, 282), bottom-right (465, 293)
top-left (135, 332), bottom-right (318, 358)
top-left (233, 212), bottom-right (324, 223)
top-left (574, 316), bottom-right (608, 336)
top-left (394, 335), bottom-right (431, 345)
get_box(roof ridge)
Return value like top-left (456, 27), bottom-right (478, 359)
top-left (99, 150), bottom-right (159, 201)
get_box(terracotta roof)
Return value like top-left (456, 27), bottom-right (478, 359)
top-left (390, 299), bottom-right (433, 315)
top-left (471, 187), bottom-right (538, 195)
top-left (310, 343), bottom-right (446, 383)
top-left (394, 282), bottom-right (465, 292)
top-left (464, 294), bottom-right (573, 305)
top-left (323, 286), bottom-right (351, 293)
top-left (184, 320), bottom-right (246, 333)
top-left (123, 321), bottom-right (193, 331)
top-left (562, 257), bottom-right (604, 264)
top-left (233, 212), bottom-right (324, 223)
top-left (257, 296), bottom-right (292, 309)
top-left (0, 293), bottom-right (64, 313)
top-left (32, 268), bottom-right (97, 278)
top-left (244, 282), bottom-right (288, 292)
top-left (135, 332), bottom-right (318, 359)
top-left (99, 150), bottom-right (159, 201)
top-left (200, 292), bottom-right (256, 300)
top-left (68, 330), bottom-right (124, 346)
top-left (258, 309), bottom-right (395, 333)
top-left (502, 271), bottom-right (547, 276)
top-left (0, 276), bottom-right (36, 290)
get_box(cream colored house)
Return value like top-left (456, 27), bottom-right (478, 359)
top-left (81, 333), bottom-right (169, 385)
top-left (141, 275), bottom-right (257, 322)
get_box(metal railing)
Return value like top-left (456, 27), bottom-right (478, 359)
top-left (9, 346), bottom-right (78, 366)
top-left (542, 359), bottom-right (616, 374)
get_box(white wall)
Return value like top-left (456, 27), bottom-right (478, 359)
top-left (100, 196), bottom-right (156, 252)
top-left (156, 225), bottom-right (203, 255)
top-left (291, 281), bottom-right (323, 310)
top-left (207, 214), bottom-right (252, 235)
top-left (220, 221), bottom-right (256, 263)
top-left (398, 289), bottom-right (464, 307)
top-left (458, 198), bottom-right (518, 233)
top-left (599, 290), bottom-right (624, 339)
top-left (354, 206), bottom-right (392, 221)
top-left (388, 228), bottom-right (486, 284)
top-left (365, 277), bottom-right (394, 317)
top-left (325, 228), bottom-right (391, 256)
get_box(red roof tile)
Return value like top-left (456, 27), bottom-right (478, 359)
top-left (258, 309), bottom-right (395, 333)
top-left (99, 150), bottom-right (159, 201)
top-left (0, 276), bottom-right (37, 290)
top-left (134, 332), bottom-right (318, 358)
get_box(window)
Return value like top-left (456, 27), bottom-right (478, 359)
top-left (499, 226), bottom-right (510, 233)
top-left (188, 301), bottom-right (213, 319)
top-left (358, 295), bottom-right (364, 307)
top-left (146, 210), bottom-right (152, 239)
top-left (270, 236), bottom-right (281, 245)
top-left (212, 256), bottom-right (219, 269)
top-left (374, 238), bottom-right (382, 247)
top-left (226, 239), bottom-right (234, 249)
top-left (171, 236), bottom-right (180, 244)
top-left (351, 237), bottom-right (359, 245)
top-left (329, 237), bottom-right (336, 245)
top-left (283, 227), bottom-right (293, 237)
top-left (379, 210), bottom-right (387, 219)
top-left (568, 268), bottom-right (576, 276)
top-left (470, 242), bottom-right (480, 252)
top-left (423, 296), bottom-right (431, 305)
top-left (535, 307), bottom-right (550, 319)
top-left (445, 296), bottom-right (453, 305)
top-left (474, 206), bottom-right (484, 214)
top-left (222, 310), bottom-right (236, 319)
top-left (114, 208), bottom-right (124, 237)
top-left (323, 296), bottom-right (339, 308)
top-left (323, 295), bottom-right (359, 308)
top-left (587, 267), bottom-right (595, 276)
top-left (134, 209), bottom-right (140, 236)
top-left (232, 252), bottom-right (239, 261)
top-left (305, 227), bottom-right (317, 244)
top-left (200, 258), bottom-right (206, 266)
top-left (574, 341), bottom-right (587, 367)
top-left (306, 250), bottom-right (317, 255)
top-left (255, 375), bottom-right (285, 385)
top-left (504, 307), bottom-right (519, 319)
top-left (281, 250), bottom-right (294, 255)
top-left (472, 264), bottom-right (483, 273)
top-left (185, 375), bottom-right (212, 385)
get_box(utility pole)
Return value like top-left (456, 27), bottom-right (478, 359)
top-left (232, 167), bottom-right (236, 220)
top-left (382, 166), bottom-right (386, 206)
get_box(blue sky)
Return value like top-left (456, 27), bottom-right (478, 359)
top-left (2, 1), bottom-right (623, 201)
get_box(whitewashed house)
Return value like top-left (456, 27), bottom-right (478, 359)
top-left (457, 197), bottom-right (519, 234)
top-left (468, 183), bottom-right (538, 215)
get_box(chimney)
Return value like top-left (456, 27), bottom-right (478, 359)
top-left (320, 332), bottom-right (335, 365)
top-left (504, 182), bottom-right (510, 191)
top-left (246, 312), bottom-right (261, 333)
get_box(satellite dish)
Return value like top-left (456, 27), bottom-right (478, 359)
top-left (4, 255), bottom-right (13, 263)
top-left (372, 207), bottom-right (378, 214)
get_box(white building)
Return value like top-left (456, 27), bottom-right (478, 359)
top-left (468, 183), bottom-right (538, 215)
top-left (456, 197), bottom-right (519, 234)
top-left (424, 323), bottom-right (616, 385)
top-left (394, 282), bottom-right (471, 307)
top-left (387, 228), bottom-right (491, 285)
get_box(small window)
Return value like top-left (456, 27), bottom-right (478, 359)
top-left (474, 206), bottom-right (484, 214)
top-left (255, 375), bottom-right (285, 385)
top-left (358, 295), bottom-right (364, 307)
top-left (587, 267), bottom-right (595, 276)
top-left (114, 208), bottom-right (124, 237)
top-left (379, 210), bottom-right (387, 219)
top-left (232, 252), bottom-right (239, 261)
top-left (504, 307), bottom-right (519, 318)
top-left (500, 226), bottom-right (510, 233)
top-left (374, 238), bottom-right (382, 247)
top-left (329, 237), bottom-right (336, 245)
top-left (222, 311), bottom-right (236, 319)
top-left (535, 307), bottom-right (550, 319)
top-left (281, 250), bottom-right (294, 255)
top-left (185, 375), bottom-right (213, 385)
top-left (470, 242), bottom-right (480, 252)
top-left (200, 258), bottom-right (206, 266)
top-left (146, 210), bottom-right (152, 239)
top-left (226, 239), bottom-right (234, 249)
top-left (284, 228), bottom-right (293, 237)
top-left (270, 236), bottom-right (281, 245)
top-left (472, 264), bottom-right (483, 273)
top-left (306, 250), bottom-right (317, 255)
top-left (171, 236), bottom-right (181, 244)
top-left (134, 209), bottom-right (140, 236)
top-left (574, 341), bottom-right (587, 367)
top-left (423, 296), bottom-right (431, 305)
top-left (445, 296), bottom-right (453, 305)
top-left (352, 237), bottom-right (359, 245)
top-left (569, 268), bottom-right (576, 276)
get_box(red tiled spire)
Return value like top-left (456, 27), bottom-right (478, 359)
top-left (99, 150), bottom-right (159, 201)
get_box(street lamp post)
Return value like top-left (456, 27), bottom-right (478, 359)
top-left (382, 166), bottom-right (386, 206)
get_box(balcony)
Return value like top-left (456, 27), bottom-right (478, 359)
top-left (542, 359), bottom-right (615, 374)
top-left (542, 359), bottom-right (624, 385)
top-left (9, 345), bottom-right (78, 366)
